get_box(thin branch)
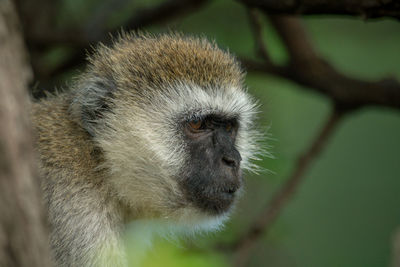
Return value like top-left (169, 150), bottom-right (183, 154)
top-left (268, 15), bottom-right (318, 63)
top-left (26, 0), bottom-right (210, 48)
top-left (237, 0), bottom-right (400, 20)
top-left (241, 57), bottom-right (400, 110)
top-left (247, 8), bottom-right (271, 62)
top-left (123, 0), bottom-right (208, 32)
top-left (240, 15), bottom-right (400, 110)
top-left (85, 0), bottom-right (128, 38)
top-left (233, 109), bottom-right (344, 267)
top-left (24, 0), bottom-right (210, 86)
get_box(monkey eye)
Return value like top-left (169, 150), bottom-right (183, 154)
top-left (226, 123), bottom-right (232, 132)
top-left (185, 116), bottom-right (238, 140)
top-left (188, 119), bottom-right (203, 131)
top-left (185, 118), bottom-right (213, 138)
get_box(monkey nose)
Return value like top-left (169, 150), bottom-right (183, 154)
top-left (221, 149), bottom-right (241, 168)
top-left (222, 155), bottom-right (237, 168)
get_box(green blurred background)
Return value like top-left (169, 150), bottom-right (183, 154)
top-left (38, 0), bottom-right (400, 266)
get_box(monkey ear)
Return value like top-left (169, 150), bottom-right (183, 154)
top-left (69, 76), bottom-right (116, 136)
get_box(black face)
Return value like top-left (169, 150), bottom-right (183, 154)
top-left (180, 114), bottom-right (243, 215)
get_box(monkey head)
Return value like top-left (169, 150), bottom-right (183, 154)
top-left (70, 33), bottom-right (262, 233)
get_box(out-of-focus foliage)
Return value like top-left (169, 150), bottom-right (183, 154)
top-left (141, 240), bottom-right (227, 267)
top-left (47, 0), bottom-right (400, 266)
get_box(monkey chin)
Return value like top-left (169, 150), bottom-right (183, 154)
top-left (130, 193), bottom-right (241, 239)
top-left (128, 207), bottom-right (232, 243)
top-left (166, 192), bottom-right (244, 238)
top-left (173, 207), bottom-right (231, 235)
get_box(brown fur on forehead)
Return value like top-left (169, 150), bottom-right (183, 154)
top-left (87, 33), bottom-right (244, 90)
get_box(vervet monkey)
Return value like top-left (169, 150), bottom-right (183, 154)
top-left (31, 33), bottom-right (263, 266)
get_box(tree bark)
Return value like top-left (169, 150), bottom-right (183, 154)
top-left (0, 0), bottom-right (52, 266)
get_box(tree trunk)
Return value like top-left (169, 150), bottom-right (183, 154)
top-left (0, 0), bottom-right (52, 266)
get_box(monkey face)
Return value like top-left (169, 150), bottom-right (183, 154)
top-left (73, 34), bottom-right (266, 228)
top-left (93, 83), bottom-right (262, 226)
top-left (180, 114), bottom-right (243, 215)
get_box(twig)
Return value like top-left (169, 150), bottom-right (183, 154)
top-left (241, 57), bottom-right (400, 111)
top-left (25, 0), bottom-right (210, 48)
top-left (247, 8), bottom-right (271, 62)
top-left (268, 15), bottom-right (318, 63)
top-left (237, 0), bottom-right (400, 20)
top-left (123, 0), bottom-right (208, 31)
top-left (233, 109), bottom-right (344, 267)
top-left (84, 0), bottom-right (129, 41)
top-left (241, 15), bottom-right (400, 110)
top-left (23, 0), bottom-right (210, 86)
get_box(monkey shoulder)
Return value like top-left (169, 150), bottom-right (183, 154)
top-left (31, 94), bottom-right (126, 267)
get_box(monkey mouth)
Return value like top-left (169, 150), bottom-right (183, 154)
top-left (183, 178), bottom-right (242, 215)
top-left (192, 192), bottom-right (236, 215)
